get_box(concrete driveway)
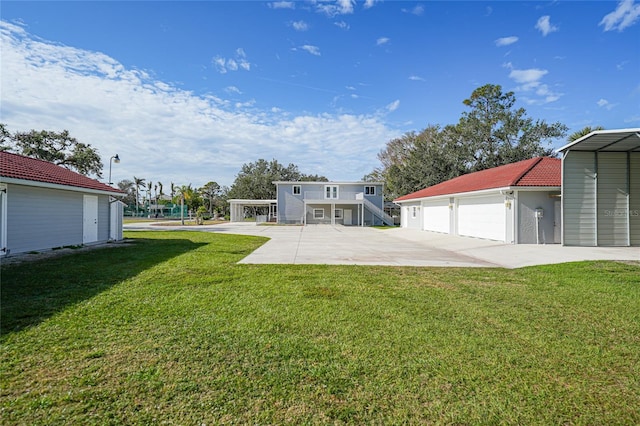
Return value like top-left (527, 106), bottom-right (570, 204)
top-left (124, 222), bottom-right (639, 268)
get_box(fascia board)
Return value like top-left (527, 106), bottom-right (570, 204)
top-left (0, 177), bottom-right (123, 197)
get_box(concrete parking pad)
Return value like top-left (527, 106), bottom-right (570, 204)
top-left (123, 222), bottom-right (639, 268)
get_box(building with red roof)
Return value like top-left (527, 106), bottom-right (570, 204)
top-left (0, 151), bottom-right (125, 256)
top-left (394, 157), bottom-right (562, 244)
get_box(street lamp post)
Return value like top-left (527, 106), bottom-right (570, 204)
top-left (108, 154), bottom-right (120, 185)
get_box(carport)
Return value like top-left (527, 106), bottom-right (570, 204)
top-left (228, 199), bottom-right (277, 222)
top-left (557, 128), bottom-right (640, 246)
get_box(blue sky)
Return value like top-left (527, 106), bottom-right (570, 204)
top-left (1, 1), bottom-right (639, 188)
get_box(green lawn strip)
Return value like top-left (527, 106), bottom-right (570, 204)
top-left (1, 231), bottom-right (639, 424)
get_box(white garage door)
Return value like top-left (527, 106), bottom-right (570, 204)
top-left (423, 200), bottom-right (450, 233)
top-left (457, 195), bottom-right (506, 242)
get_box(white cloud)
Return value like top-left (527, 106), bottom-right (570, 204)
top-left (504, 63), bottom-right (561, 105)
top-left (300, 45), bottom-right (321, 56)
top-left (334, 21), bottom-right (350, 30)
top-left (409, 75), bottom-right (425, 81)
top-left (600, 0), bottom-right (640, 31)
top-left (535, 16), bottom-right (558, 36)
top-left (316, 0), bottom-right (355, 16)
top-left (616, 60), bottom-right (629, 70)
top-left (376, 37), bottom-right (390, 46)
top-left (402, 5), bottom-right (425, 16)
top-left (363, 0), bottom-right (378, 9)
top-left (225, 86), bottom-right (242, 95)
top-left (386, 99), bottom-right (400, 112)
top-left (269, 1), bottom-right (295, 9)
top-left (597, 98), bottom-right (616, 110)
top-left (291, 20), bottom-right (309, 31)
top-left (213, 48), bottom-right (251, 74)
top-left (495, 36), bottom-right (518, 47)
top-left (0, 21), bottom-right (401, 186)
top-left (508, 68), bottom-right (548, 84)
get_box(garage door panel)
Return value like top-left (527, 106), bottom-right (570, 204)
top-left (423, 200), bottom-right (450, 233)
top-left (458, 195), bottom-right (505, 241)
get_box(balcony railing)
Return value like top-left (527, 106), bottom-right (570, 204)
top-left (304, 191), bottom-right (363, 201)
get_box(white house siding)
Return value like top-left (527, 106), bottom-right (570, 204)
top-left (517, 191), bottom-right (558, 244)
top-left (7, 184), bottom-right (82, 254)
top-left (401, 202), bottom-right (422, 229)
top-left (6, 184), bottom-right (111, 255)
top-left (631, 153), bottom-right (640, 246)
top-left (457, 195), bottom-right (506, 241)
top-left (422, 199), bottom-right (450, 233)
top-left (562, 151), bottom-right (597, 246)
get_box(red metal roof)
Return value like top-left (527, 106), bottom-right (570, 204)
top-left (0, 151), bottom-right (123, 193)
top-left (394, 157), bottom-right (560, 202)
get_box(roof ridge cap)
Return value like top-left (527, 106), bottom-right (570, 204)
top-left (512, 157), bottom-right (543, 186)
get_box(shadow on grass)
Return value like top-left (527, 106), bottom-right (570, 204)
top-left (0, 238), bottom-right (206, 337)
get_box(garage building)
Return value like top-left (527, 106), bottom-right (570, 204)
top-left (557, 128), bottom-right (639, 247)
top-left (395, 157), bottom-right (561, 244)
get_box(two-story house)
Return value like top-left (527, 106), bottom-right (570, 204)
top-left (274, 181), bottom-right (394, 226)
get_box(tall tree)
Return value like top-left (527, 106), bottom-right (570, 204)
top-left (228, 159), bottom-right (326, 200)
top-left (133, 176), bottom-right (145, 216)
top-left (117, 179), bottom-right (136, 207)
top-left (175, 184), bottom-right (201, 212)
top-left (2, 127), bottom-right (103, 177)
top-left (0, 124), bottom-right (11, 150)
top-left (200, 181), bottom-right (221, 215)
top-left (370, 84), bottom-right (568, 200)
top-left (457, 84), bottom-right (567, 171)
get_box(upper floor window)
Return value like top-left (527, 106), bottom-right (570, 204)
top-left (325, 185), bottom-right (339, 199)
top-left (293, 185), bottom-right (301, 195)
top-left (364, 186), bottom-right (376, 196)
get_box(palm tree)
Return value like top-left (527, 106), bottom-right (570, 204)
top-left (568, 126), bottom-right (604, 142)
top-left (133, 176), bottom-right (145, 216)
top-left (176, 184), bottom-right (192, 225)
top-left (157, 182), bottom-right (164, 217)
top-left (147, 180), bottom-right (154, 217)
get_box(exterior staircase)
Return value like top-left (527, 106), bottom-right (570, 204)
top-left (362, 197), bottom-right (395, 226)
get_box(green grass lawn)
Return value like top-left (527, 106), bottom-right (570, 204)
top-left (1, 231), bottom-right (639, 425)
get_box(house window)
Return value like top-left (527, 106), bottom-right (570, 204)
top-left (412, 206), bottom-right (418, 218)
top-left (334, 209), bottom-right (343, 219)
top-left (314, 209), bottom-right (324, 219)
top-left (325, 185), bottom-right (339, 199)
top-left (293, 185), bottom-right (301, 195)
top-left (365, 186), bottom-right (375, 195)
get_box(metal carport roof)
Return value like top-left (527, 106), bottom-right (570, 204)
top-left (557, 128), bottom-right (640, 153)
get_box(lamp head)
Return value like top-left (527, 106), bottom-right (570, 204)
top-left (113, 154), bottom-right (120, 163)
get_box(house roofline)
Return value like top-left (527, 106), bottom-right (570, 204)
top-left (0, 177), bottom-right (124, 197)
top-left (273, 181), bottom-right (384, 185)
top-left (394, 185), bottom-right (561, 203)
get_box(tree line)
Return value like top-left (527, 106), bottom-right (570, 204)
top-left (363, 84), bottom-right (577, 200)
top-left (1, 84), bottom-right (602, 210)
top-left (0, 125), bottom-right (326, 217)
